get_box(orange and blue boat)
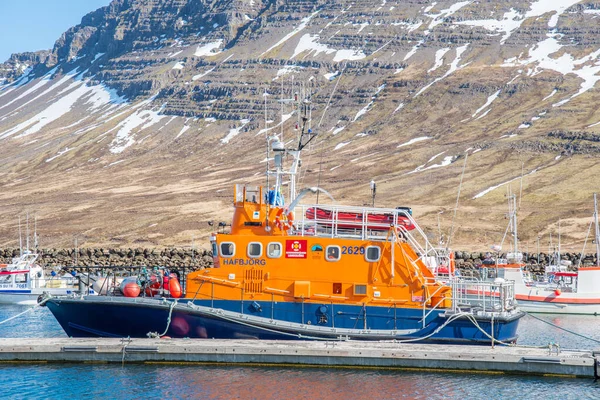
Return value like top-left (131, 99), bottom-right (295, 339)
top-left (44, 105), bottom-right (524, 344)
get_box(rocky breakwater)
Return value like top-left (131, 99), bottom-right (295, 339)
top-left (454, 251), bottom-right (599, 276)
top-left (0, 248), bottom-right (214, 270)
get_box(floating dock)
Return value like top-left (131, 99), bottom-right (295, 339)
top-left (0, 338), bottom-right (598, 378)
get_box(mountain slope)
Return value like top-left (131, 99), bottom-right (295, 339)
top-left (1, 0), bottom-right (600, 252)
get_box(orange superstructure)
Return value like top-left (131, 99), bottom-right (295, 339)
top-left (186, 183), bottom-right (451, 310)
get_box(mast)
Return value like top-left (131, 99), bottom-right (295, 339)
top-left (18, 216), bottom-right (22, 256)
top-left (512, 194), bottom-right (518, 255)
top-left (595, 193), bottom-right (600, 266)
top-left (558, 219), bottom-right (561, 265)
top-left (26, 212), bottom-right (30, 252)
top-left (34, 215), bottom-right (38, 250)
top-left (266, 83), bottom-right (316, 207)
top-left (505, 193), bottom-right (518, 256)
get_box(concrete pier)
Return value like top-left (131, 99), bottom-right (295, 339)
top-left (0, 338), bottom-right (597, 378)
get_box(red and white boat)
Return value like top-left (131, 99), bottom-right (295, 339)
top-left (479, 194), bottom-right (600, 315)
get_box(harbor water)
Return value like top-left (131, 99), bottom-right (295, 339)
top-left (0, 305), bottom-right (598, 399)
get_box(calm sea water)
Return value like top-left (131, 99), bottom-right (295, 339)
top-left (0, 305), bottom-right (598, 399)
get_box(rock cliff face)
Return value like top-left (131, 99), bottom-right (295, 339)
top-left (2, 0), bottom-right (600, 251)
top-left (0, 51), bottom-right (50, 83)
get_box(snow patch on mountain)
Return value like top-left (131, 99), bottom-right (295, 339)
top-left (292, 34), bottom-right (365, 62)
top-left (194, 40), bottom-right (223, 57)
top-left (457, 1), bottom-right (583, 44)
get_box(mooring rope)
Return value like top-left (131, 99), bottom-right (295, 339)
top-left (0, 304), bottom-right (41, 326)
top-left (147, 299), bottom-right (178, 338)
top-left (523, 311), bottom-right (600, 345)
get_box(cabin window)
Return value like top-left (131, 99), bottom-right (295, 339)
top-left (326, 246), bottom-right (341, 262)
top-left (354, 284), bottom-right (367, 296)
top-left (267, 242), bottom-right (282, 258)
top-left (245, 186), bottom-right (260, 203)
top-left (248, 242), bottom-right (262, 258)
top-left (365, 246), bottom-right (381, 262)
top-left (220, 242), bottom-right (235, 257)
top-left (15, 273), bottom-right (27, 283)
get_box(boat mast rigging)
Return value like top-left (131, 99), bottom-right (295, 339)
top-left (266, 82), bottom-right (317, 206)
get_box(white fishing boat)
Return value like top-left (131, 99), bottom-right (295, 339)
top-left (480, 194), bottom-right (600, 315)
top-left (0, 251), bottom-right (95, 305)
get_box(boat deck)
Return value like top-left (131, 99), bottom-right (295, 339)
top-left (0, 338), bottom-right (597, 378)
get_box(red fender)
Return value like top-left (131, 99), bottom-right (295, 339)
top-left (169, 273), bottom-right (182, 298)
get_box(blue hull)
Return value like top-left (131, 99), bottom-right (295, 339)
top-left (46, 296), bottom-right (523, 344)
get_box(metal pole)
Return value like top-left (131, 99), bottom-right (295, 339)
top-left (512, 194), bottom-right (518, 255)
top-left (595, 193), bottom-right (600, 266)
top-left (370, 180), bottom-right (376, 207)
top-left (537, 236), bottom-right (540, 265)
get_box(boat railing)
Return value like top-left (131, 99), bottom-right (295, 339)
top-left (293, 203), bottom-right (441, 262)
top-left (420, 278), bottom-right (517, 325)
top-left (447, 278), bottom-right (518, 314)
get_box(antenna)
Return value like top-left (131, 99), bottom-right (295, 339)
top-left (280, 74), bottom-right (284, 143)
top-left (265, 82), bottom-right (317, 207)
top-left (595, 193), bottom-right (600, 266)
top-left (511, 193), bottom-right (518, 255)
top-left (558, 219), bottom-right (561, 261)
top-left (34, 215), bottom-right (39, 250)
top-left (519, 161), bottom-right (524, 209)
top-left (264, 88), bottom-right (270, 229)
top-left (26, 212), bottom-right (30, 252)
top-left (18, 216), bottom-right (22, 256)
top-left (437, 211), bottom-right (444, 246)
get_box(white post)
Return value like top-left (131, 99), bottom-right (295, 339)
top-left (18, 216), bottom-right (22, 256)
top-left (26, 213), bottom-right (30, 252)
top-left (595, 193), bottom-right (600, 266)
top-left (512, 194), bottom-right (518, 255)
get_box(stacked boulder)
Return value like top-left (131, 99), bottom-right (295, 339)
top-left (0, 247), bottom-right (213, 270)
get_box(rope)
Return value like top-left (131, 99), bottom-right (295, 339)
top-left (313, 63), bottom-right (347, 203)
top-left (147, 300), bottom-right (177, 338)
top-left (523, 311), bottom-right (600, 345)
top-left (447, 152), bottom-right (468, 249)
top-left (206, 307), bottom-right (476, 344)
top-left (499, 213), bottom-right (511, 251)
top-left (0, 305), bottom-right (40, 325)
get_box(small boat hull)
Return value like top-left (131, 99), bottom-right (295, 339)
top-left (46, 296), bottom-right (523, 344)
top-left (515, 295), bottom-right (600, 315)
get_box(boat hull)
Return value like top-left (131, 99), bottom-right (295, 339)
top-left (46, 296), bottom-right (523, 344)
top-left (515, 296), bottom-right (600, 315)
